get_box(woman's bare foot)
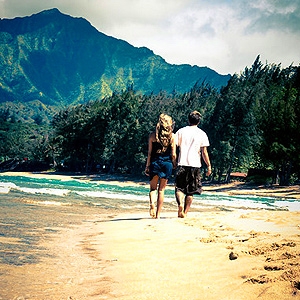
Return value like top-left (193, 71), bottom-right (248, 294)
top-left (178, 206), bottom-right (185, 218)
top-left (150, 204), bottom-right (156, 218)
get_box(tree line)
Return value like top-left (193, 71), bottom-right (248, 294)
top-left (1, 56), bottom-right (299, 185)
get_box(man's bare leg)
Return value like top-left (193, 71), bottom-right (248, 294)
top-left (184, 195), bottom-right (193, 216)
top-left (175, 188), bottom-right (186, 218)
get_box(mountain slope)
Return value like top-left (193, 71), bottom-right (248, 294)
top-left (0, 8), bottom-right (230, 107)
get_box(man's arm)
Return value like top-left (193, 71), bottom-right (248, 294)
top-left (171, 133), bottom-right (177, 168)
top-left (201, 146), bottom-right (212, 176)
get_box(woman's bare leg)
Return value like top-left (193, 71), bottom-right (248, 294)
top-left (156, 178), bottom-right (167, 219)
top-left (149, 176), bottom-right (158, 218)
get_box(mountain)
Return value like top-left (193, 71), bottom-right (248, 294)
top-left (0, 8), bottom-right (230, 109)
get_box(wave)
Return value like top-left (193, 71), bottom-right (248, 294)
top-left (19, 187), bottom-right (71, 196)
top-left (75, 190), bottom-right (149, 201)
top-left (22, 199), bottom-right (73, 206)
top-left (0, 181), bottom-right (70, 196)
top-left (0, 181), bottom-right (17, 193)
top-left (0, 175), bottom-right (299, 211)
top-left (196, 193), bottom-right (300, 211)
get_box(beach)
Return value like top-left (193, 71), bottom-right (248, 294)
top-left (0, 172), bottom-right (300, 299)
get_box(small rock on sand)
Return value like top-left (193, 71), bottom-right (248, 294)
top-left (229, 252), bottom-right (239, 260)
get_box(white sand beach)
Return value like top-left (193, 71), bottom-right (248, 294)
top-left (1, 209), bottom-right (299, 299)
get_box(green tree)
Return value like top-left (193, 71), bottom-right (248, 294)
top-left (100, 91), bottom-right (137, 172)
top-left (0, 119), bottom-right (50, 163)
top-left (257, 65), bottom-right (300, 185)
top-left (208, 57), bottom-right (263, 182)
top-left (51, 104), bottom-right (94, 171)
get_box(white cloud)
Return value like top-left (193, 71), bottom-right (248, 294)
top-left (0, 0), bottom-right (299, 75)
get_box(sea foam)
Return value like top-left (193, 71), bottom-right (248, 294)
top-left (0, 182), bottom-right (17, 194)
top-left (18, 187), bottom-right (70, 196)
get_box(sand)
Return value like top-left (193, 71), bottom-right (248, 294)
top-left (1, 172), bottom-right (300, 299)
top-left (2, 210), bottom-right (299, 299)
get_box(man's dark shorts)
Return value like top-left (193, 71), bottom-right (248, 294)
top-left (175, 166), bottom-right (202, 195)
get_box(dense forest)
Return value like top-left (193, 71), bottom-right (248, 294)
top-left (1, 57), bottom-right (299, 186)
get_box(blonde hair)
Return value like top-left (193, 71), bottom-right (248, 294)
top-left (155, 114), bottom-right (174, 152)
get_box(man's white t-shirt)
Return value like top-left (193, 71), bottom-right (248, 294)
top-left (175, 125), bottom-right (210, 168)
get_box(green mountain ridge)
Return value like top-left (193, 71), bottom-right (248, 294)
top-left (0, 8), bottom-right (230, 118)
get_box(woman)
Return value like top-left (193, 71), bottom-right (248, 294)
top-left (145, 114), bottom-right (176, 219)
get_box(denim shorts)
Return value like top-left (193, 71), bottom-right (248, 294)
top-left (149, 157), bottom-right (173, 180)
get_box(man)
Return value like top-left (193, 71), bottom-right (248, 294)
top-left (175, 111), bottom-right (212, 218)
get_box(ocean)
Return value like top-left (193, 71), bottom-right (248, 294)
top-left (0, 173), bottom-right (299, 267)
top-left (1, 173), bottom-right (299, 212)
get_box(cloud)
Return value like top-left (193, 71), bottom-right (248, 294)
top-left (244, 0), bottom-right (300, 33)
top-left (0, 0), bottom-right (299, 74)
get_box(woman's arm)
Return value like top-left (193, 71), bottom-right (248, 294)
top-left (145, 132), bottom-right (155, 175)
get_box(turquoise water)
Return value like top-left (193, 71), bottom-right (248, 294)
top-left (0, 174), bottom-right (299, 211)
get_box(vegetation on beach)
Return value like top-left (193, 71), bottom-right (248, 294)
top-left (0, 57), bottom-right (300, 186)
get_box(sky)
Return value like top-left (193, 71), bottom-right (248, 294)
top-left (0, 0), bottom-right (299, 75)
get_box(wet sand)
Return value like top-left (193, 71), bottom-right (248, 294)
top-left (0, 172), bottom-right (300, 299)
top-left (1, 209), bottom-right (299, 299)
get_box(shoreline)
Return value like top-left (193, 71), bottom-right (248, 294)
top-left (1, 171), bottom-right (300, 200)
